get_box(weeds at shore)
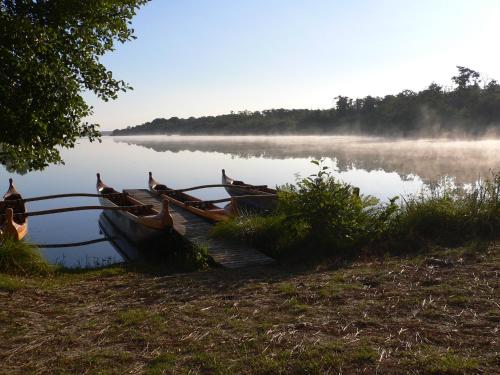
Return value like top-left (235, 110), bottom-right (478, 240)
top-left (213, 162), bottom-right (500, 261)
top-left (0, 238), bottom-right (52, 276)
top-left (393, 173), bottom-right (500, 250)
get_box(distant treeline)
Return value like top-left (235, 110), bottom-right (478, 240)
top-left (113, 67), bottom-right (500, 136)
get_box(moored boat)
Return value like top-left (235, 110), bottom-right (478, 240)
top-left (148, 172), bottom-right (231, 222)
top-left (221, 169), bottom-right (277, 212)
top-left (0, 179), bottom-right (28, 241)
top-left (97, 173), bottom-right (173, 244)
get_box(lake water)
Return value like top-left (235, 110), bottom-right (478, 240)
top-left (1, 135), bottom-right (499, 267)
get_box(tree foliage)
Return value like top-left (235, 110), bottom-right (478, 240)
top-left (0, 0), bottom-right (149, 172)
top-left (115, 66), bottom-right (500, 137)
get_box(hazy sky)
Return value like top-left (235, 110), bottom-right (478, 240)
top-left (86, 0), bottom-right (500, 130)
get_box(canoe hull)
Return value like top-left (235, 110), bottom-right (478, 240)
top-left (98, 196), bottom-right (169, 245)
top-left (221, 171), bottom-right (277, 212)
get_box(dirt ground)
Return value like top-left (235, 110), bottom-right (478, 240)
top-left (1, 245), bottom-right (498, 374)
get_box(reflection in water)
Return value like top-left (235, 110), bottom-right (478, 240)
top-left (36, 237), bottom-right (108, 248)
top-left (1, 135), bottom-right (498, 267)
top-left (116, 135), bottom-right (500, 183)
top-left (98, 213), bottom-right (141, 262)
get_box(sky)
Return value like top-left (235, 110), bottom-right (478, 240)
top-left (86, 0), bottom-right (500, 130)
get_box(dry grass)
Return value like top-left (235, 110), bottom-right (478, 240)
top-left (0, 244), bottom-right (498, 374)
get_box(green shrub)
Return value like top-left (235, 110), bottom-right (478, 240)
top-left (277, 160), bottom-right (398, 255)
top-left (0, 238), bottom-right (52, 276)
top-left (213, 160), bottom-right (398, 259)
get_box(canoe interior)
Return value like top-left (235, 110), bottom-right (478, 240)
top-left (0, 194), bottom-right (26, 227)
top-left (100, 190), bottom-right (157, 217)
top-left (151, 185), bottom-right (227, 213)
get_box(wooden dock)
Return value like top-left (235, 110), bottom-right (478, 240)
top-left (124, 189), bottom-right (274, 269)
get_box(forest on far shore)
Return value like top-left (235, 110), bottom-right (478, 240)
top-left (113, 67), bottom-right (500, 137)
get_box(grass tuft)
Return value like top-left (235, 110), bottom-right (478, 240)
top-left (351, 345), bottom-right (378, 364)
top-left (117, 308), bottom-right (151, 326)
top-left (0, 238), bottom-right (52, 276)
top-left (0, 274), bottom-right (23, 291)
top-left (425, 351), bottom-right (480, 374)
top-left (146, 353), bottom-right (177, 375)
top-left (277, 282), bottom-right (297, 295)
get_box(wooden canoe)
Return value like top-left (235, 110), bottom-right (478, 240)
top-left (0, 179), bottom-right (28, 241)
top-left (97, 173), bottom-right (173, 244)
top-left (221, 169), bottom-right (277, 212)
top-left (148, 172), bottom-right (232, 222)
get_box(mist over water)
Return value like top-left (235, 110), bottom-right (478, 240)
top-left (1, 135), bottom-right (498, 266)
top-left (116, 135), bottom-right (500, 184)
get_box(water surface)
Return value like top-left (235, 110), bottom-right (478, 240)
top-left (2, 135), bottom-right (498, 266)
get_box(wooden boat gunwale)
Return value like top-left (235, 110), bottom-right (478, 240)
top-left (148, 172), bottom-right (231, 222)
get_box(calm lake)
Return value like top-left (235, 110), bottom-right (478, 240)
top-left (2, 135), bottom-right (499, 267)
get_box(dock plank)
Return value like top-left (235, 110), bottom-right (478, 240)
top-left (124, 189), bottom-right (274, 268)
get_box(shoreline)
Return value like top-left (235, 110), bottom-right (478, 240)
top-left (108, 131), bottom-right (500, 142)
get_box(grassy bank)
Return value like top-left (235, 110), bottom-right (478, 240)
top-left (0, 243), bottom-right (498, 374)
top-left (0, 234), bottom-right (210, 280)
top-left (213, 163), bottom-right (500, 262)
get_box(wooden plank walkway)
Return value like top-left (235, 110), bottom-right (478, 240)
top-left (124, 189), bottom-right (275, 269)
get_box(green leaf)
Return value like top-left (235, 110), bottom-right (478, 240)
top-left (0, 0), bottom-right (150, 172)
